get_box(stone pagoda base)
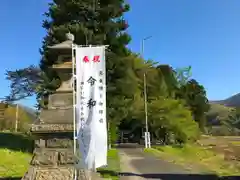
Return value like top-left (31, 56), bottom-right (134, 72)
top-left (21, 124), bottom-right (103, 180)
top-left (22, 167), bottom-right (102, 180)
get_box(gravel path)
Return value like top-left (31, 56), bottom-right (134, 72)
top-left (119, 147), bottom-right (189, 180)
top-left (117, 144), bottom-right (238, 180)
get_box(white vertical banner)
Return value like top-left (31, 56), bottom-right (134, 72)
top-left (75, 45), bottom-right (107, 170)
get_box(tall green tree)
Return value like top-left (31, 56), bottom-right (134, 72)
top-left (175, 66), bottom-right (192, 87)
top-left (134, 97), bottom-right (200, 144)
top-left (40, 0), bottom-right (132, 111)
top-left (6, 0), bottom-right (132, 107)
top-left (156, 65), bottom-right (179, 98)
top-left (177, 79), bottom-right (210, 131)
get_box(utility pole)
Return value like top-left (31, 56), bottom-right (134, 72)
top-left (15, 103), bottom-right (18, 132)
top-left (141, 36), bottom-right (152, 148)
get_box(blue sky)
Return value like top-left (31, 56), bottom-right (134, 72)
top-left (1, 0), bottom-right (240, 107)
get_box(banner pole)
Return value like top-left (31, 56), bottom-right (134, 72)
top-left (72, 43), bottom-right (77, 180)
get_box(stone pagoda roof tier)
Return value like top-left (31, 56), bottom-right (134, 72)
top-left (52, 62), bottom-right (73, 69)
top-left (48, 40), bottom-right (72, 49)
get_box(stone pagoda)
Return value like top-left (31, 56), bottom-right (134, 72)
top-left (22, 34), bottom-right (102, 180)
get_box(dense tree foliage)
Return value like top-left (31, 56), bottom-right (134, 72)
top-left (176, 79), bottom-right (210, 131)
top-left (4, 0), bottom-right (212, 144)
top-left (205, 104), bottom-right (240, 136)
top-left (135, 97), bottom-right (200, 143)
top-left (227, 107), bottom-right (240, 129)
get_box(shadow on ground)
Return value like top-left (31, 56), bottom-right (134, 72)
top-left (0, 132), bottom-right (34, 153)
top-left (119, 172), bottom-right (239, 180)
top-left (1, 173), bottom-right (238, 180)
top-left (91, 168), bottom-right (240, 180)
top-left (116, 143), bottom-right (143, 149)
top-left (97, 169), bottom-right (119, 177)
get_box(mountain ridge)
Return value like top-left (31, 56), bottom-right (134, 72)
top-left (210, 93), bottom-right (240, 107)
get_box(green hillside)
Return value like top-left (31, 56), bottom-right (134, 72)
top-left (208, 93), bottom-right (240, 125)
top-left (206, 103), bottom-right (240, 135)
top-left (207, 103), bottom-right (234, 123)
top-left (210, 93), bottom-right (240, 107)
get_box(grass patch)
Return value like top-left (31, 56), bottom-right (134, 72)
top-left (97, 149), bottom-right (120, 179)
top-left (0, 132), bottom-right (33, 178)
top-left (0, 149), bottom-right (32, 177)
top-left (230, 141), bottom-right (240, 146)
top-left (0, 132), bottom-right (121, 179)
top-left (144, 144), bottom-right (240, 176)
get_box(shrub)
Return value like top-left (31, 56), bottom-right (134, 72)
top-left (147, 97), bottom-right (200, 143)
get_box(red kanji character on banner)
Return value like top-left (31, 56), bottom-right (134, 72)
top-left (83, 56), bottom-right (90, 63)
top-left (92, 55), bottom-right (100, 63)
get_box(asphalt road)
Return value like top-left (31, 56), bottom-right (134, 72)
top-left (117, 144), bottom-right (238, 180)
